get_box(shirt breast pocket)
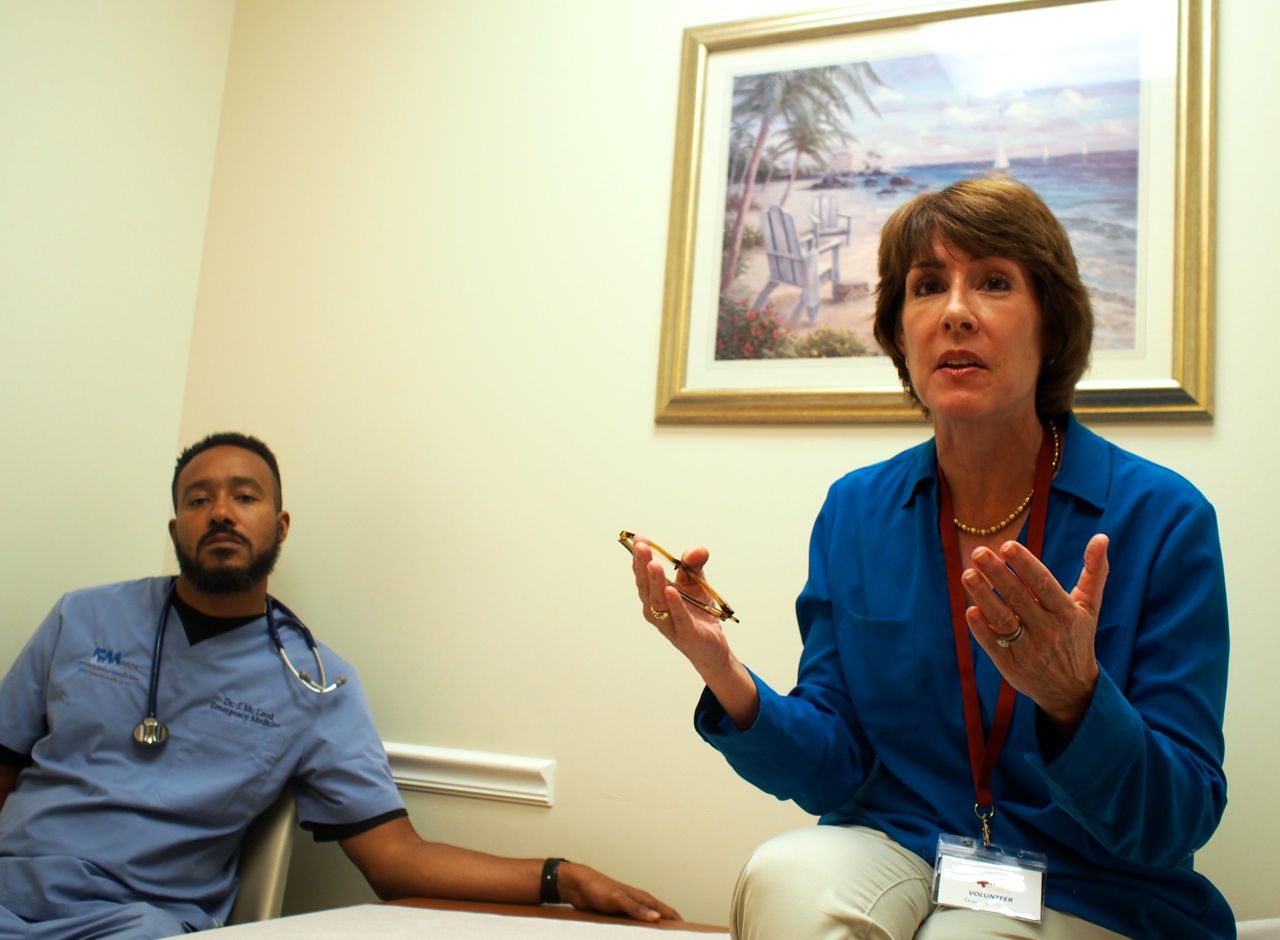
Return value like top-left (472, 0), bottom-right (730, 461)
top-left (154, 703), bottom-right (288, 824)
top-left (834, 609), bottom-right (922, 733)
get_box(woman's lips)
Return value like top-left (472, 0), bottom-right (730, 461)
top-left (935, 350), bottom-right (988, 372)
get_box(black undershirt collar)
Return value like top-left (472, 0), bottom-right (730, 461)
top-left (170, 591), bottom-right (263, 645)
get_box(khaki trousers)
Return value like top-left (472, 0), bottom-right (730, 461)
top-left (730, 826), bottom-right (1126, 940)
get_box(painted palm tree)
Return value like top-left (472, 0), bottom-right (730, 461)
top-left (758, 142), bottom-right (787, 192)
top-left (727, 116), bottom-right (756, 194)
top-left (775, 104), bottom-right (853, 208)
top-left (721, 62), bottom-right (883, 295)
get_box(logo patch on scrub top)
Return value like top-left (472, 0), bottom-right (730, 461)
top-left (79, 645), bottom-right (145, 686)
top-left (208, 696), bottom-right (282, 730)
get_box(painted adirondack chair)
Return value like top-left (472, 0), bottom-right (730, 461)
top-left (752, 204), bottom-right (841, 324)
top-left (810, 193), bottom-right (853, 246)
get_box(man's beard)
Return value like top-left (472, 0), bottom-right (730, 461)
top-left (174, 525), bottom-right (283, 594)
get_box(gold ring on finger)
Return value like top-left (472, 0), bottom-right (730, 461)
top-left (649, 606), bottom-right (670, 621)
top-left (996, 621), bottom-right (1025, 648)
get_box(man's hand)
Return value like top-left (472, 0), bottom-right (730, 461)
top-left (557, 861), bottom-right (681, 922)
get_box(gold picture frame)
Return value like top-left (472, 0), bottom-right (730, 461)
top-left (655, 0), bottom-right (1214, 424)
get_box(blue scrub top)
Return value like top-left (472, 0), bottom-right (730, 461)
top-left (0, 578), bottom-right (404, 929)
top-left (695, 414), bottom-right (1233, 939)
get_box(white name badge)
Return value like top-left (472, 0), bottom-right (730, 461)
top-left (931, 833), bottom-right (1047, 923)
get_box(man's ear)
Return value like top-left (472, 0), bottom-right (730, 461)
top-left (167, 518), bottom-right (177, 542)
top-left (276, 511), bottom-right (291, 544)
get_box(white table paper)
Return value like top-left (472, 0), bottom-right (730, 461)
top-left (172, 904), bottom-right (726, 938)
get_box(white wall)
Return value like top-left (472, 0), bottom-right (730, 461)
top-left (0, 1), bottom-right (236, 666)
top-left (4, 0), bottom-right (1276, 928)
top-left (1186, 0), bottom-right (1280, 914)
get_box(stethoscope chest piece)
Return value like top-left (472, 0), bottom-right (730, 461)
top-left (133, 716), bottom-right (169, 747)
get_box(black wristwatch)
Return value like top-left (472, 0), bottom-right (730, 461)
top-left (540, 857), bottom-right (566, 904)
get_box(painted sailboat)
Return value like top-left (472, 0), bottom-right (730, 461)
top-left (993, 137), bottom-right (1010, 171)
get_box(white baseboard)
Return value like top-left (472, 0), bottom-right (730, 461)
top-left (384, 741), bottom-right (556, 807)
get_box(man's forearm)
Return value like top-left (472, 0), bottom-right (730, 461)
top-left (341, 819), bottom-right (541, 903)
top-left (339, 817), bottom-right (676, 921)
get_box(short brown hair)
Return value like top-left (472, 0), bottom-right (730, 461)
top-left (871, 176), bottom-right (1093, 419)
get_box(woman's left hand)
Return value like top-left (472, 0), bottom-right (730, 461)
top-left (962, 533), bottom-right (1110, 738)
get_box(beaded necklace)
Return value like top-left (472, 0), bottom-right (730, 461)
top-left (951, 422), bottom-right (1060, 537)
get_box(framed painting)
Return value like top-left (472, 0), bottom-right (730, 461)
top-left (655, 0), bottom-right (1214, 424)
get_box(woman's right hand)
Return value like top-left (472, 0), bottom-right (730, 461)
top-left (629, 537), bottom-right (760, 729)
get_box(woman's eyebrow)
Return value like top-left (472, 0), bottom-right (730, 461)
top-left (909, 258), bottom-right (945, 271)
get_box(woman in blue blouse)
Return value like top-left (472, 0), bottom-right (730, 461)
top-left (629, 177), bottom-right (1232, 939)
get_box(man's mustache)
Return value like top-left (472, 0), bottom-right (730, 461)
top-left (198, 523), bottom-right (250, 550)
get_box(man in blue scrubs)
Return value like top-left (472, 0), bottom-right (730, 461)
top-left (0, 432), bottom-right (678, 938)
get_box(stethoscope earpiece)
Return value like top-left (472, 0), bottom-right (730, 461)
top-left (269, 597), bottom-right (348, 694)
top-left (134, 582), bottom-right (343, 748)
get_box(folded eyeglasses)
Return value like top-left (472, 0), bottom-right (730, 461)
top-left (618, 530), bottom-right (738, 623)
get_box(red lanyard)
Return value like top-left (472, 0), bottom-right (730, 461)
top-left (937, 425), bottom-right (1055, 844)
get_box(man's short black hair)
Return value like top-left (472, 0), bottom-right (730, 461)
top-left (172, 432), bottom-right (282, 510)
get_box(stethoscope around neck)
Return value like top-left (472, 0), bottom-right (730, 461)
top-left (133, 581), bottom-right (346, 747)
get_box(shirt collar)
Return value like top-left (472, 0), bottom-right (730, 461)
top-left (899, 411), bottom-right (1109, 511)
top-left (1051, 411), bottom-right (1109, 510)
top-left (903, 434), bottom-right (939, 508)
top-left (171, 588), bottom-right (265, 646)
